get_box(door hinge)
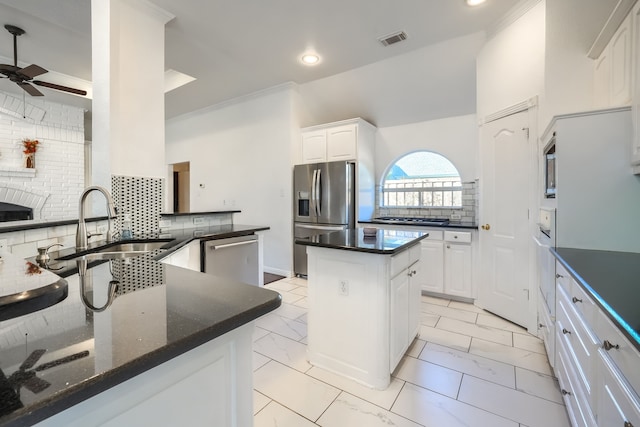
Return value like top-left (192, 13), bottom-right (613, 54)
top-left (522, 127), bottom-right (530, 139)
top-left (523, 288), bottom-right (530, 300)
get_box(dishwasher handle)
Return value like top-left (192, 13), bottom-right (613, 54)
top-left (208, 240), bottom-right (256, 250)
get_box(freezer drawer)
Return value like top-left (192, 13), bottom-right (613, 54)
top-left (203, 235), bottom-right (259, 286)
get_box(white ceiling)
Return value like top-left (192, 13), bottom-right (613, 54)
top-left (0, 0), bottom-right (548, 124)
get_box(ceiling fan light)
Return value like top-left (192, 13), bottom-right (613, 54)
top-left (301, 54), bottom-right (320, 65)
top-left (466, 0), bottom-right (486, 6)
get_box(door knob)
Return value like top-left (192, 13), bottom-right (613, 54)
top-left (481, 224), bottom-right (491, 230)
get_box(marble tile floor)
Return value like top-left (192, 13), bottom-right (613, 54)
top-left (253, 277), bottom-right (571, 427)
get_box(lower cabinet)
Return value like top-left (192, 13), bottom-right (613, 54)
top-left (419, 230), bottom-right (473, 298)
top-left (390, 259), bottom-right (420, 370)
top-left (554, 260), bottom-right (640, 427)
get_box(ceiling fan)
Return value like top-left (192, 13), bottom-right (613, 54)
top-left (0, 24), bottom-right (87, 97)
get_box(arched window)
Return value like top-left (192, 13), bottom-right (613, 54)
top-left (381, 151), bottom-right (462, 208)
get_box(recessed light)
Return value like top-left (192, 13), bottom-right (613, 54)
top-left (466, 0), bottom-right (486, 5)
top-left (301, 54), bottom-right (320, 65)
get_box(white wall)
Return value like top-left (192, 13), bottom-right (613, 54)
top-left (0, 90), bottom-right (85, 220)
top-left (165, 85), bottom-right (296, 276)
top-left (375, 114), bottom-right (478, 184)
top-left (476, 2), bottom-right (545, 121)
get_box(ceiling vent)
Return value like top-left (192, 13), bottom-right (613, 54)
top-left (378, 31), bottom-right (408, 47)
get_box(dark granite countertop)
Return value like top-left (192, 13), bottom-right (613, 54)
top-left (160, 210), bottom-right (241, 217)
top-left (296, 227), bottom-right (428, 255)
top-left (0, 225), bottom-right (280, 427)
top-left (551, 247), bottom-right (640, 351)
top-left (359, 219), bottom-right (478, 230)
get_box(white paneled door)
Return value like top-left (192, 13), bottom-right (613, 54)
top-left (478, 110), bottom-right (530, 328)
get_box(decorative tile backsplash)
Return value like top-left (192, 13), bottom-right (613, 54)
top-left (111, 175), bottom-right (164, 237)
top-left (376, 180), bottom-right (478, 223)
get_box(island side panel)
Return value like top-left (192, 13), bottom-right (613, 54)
top-left (33, 322), bottom-right (254, 427)
top-left (306, 246), bottom-right (391, 390)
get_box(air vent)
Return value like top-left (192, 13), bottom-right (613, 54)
top-left (378, 31), bottom-right (408, 47)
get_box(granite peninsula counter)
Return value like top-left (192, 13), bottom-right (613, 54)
top-left (0, 224), bottom-right (280, 427)
top-left (297, 227), bottom-right (428, 389)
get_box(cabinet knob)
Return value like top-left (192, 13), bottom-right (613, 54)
top-left (538, 323), bottom-right (546, 328)
top-left (603, 340), bottom-right (620, 351)
top-left (561, 389), bottom-right (572, 396)
top-left (556, 273), bottom-right (564, 278)
top-left (481, 224), bottom-right (491, 230)
top-left (562, 328), bottom-right (571, 335)
top-left (572, 297), bottom-right (582, 304)
top-left (624, 421), bottom-right (633, 427)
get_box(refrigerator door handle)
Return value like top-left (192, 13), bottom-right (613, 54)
top-left (311, 168), bottom-right (318, 218)
top-left (316, 168), bottom-right (321, 217)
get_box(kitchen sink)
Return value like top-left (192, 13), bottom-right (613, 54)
top-left (56, 240), bottom-right (174, 261)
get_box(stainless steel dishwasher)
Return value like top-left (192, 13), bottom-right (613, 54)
top-left (202, 234), bottom-right (259, 286)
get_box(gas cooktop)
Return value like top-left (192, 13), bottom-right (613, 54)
top-left (374, 217), bottom-right (450, 226)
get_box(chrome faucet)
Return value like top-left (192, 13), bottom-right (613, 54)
top-left (76, 186), bottom-right (117, 250)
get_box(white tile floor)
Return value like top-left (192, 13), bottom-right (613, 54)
top-left (253, 277), bottom-right (571, 427)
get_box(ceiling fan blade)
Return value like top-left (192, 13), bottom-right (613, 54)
top-left (19, 64), bottom-right (48, 79)
top-left (32, 80), bottom-right (87, 96)
top-left (19, 349), bottom-right (46, 370)
top-left (0, 63), bottom-right (19, 73)
top-left (34, 350), bottom-right (90, 372)
top-left (22, 376), bottom-right (51, 394)
top-left (18, 81), bottom-right (44, 96)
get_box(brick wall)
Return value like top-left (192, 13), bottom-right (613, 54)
top-left (0, 90), bottom-right (85, 220)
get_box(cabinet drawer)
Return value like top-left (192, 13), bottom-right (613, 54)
top-left (390, 250), bottom-right (409, 278)
top-left (597, 349), bottom-right (640, 427)
top-left (557, 287), bottom-right (599, 406)
top-left (556, 339), bottom-right (597, 427)
top-left (409, 244), bottom-right (421, 265)
top-left (567, 278), bottom-right (597, 327)
top-left (555, 261), bottom-right (571, 296)
top-left (594, 311), bottom-right (640, 396)
top-left (422, 229), bottom-right (444, 240)
top-left (537, 290), bottom-right (555, 367)
top-left (444, 231), bottom-right (471, 243)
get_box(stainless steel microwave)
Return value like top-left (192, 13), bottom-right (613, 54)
top-left (544, 136), bottom-right (556, 198)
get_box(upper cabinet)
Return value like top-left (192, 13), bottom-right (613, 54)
top-left (592, 13), bottom-right (632, 109)
top-left (633, 2), bottom-right (640, 173)
top-left (591, 1), bottom-right (640, 174)
top-left (299, 118), bottom-right (375, 165)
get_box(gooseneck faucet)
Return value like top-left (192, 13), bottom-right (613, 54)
top-left (76, 186), bottom-right (117, 250)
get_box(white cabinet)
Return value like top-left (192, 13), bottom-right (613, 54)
top-left (419, 239), bottom-right (444, 293)
top-left (554, 259), bottom-right (640, 427)
top-left (632, 2), bottom-right (640, 173)
top-left (417, 229), bottom-right (472, 299)
top-left (300, 119), bottom-right (374, 165)
top-left (391, 258), bottom-right (420, 369)
top-left (593, 13), bottom-right (632, 109)
top-left (444, 241), bottom-right (472, 298)
top-left (306, 243), bottom-right (421, 389)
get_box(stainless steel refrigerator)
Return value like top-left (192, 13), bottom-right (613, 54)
top-left (293, 161), bottom-right (355, 276)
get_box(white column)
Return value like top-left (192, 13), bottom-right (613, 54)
top-left (91, 0), bottom-right (174, 182)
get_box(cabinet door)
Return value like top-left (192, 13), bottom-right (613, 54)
top-left (390, 270), bottom-right (410, 371)
top-left (594, 49), bottom-right (611, 109)
top-left (408, 260), bottom-right (421, 342)
top-left (301, 130), bottom-right (327, 164)
top-left (326, 124), bottom-right (357, 161)
top-left (610, 13), bottom-right (632, 107)
top-left (419, 240), bottom-right (444, 293)
top-left (444, 243), bottom-right (472, 297)
top-left (632, 3), bottom-right (640, 171)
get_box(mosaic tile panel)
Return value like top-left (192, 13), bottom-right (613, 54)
top-left (111, 175), bottom-right (164, 237)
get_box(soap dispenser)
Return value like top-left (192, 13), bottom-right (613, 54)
top-left (121, 213), bottom-right (133, 239)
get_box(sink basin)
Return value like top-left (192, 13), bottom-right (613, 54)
top-left (56, 240), bottom-right (174, 261)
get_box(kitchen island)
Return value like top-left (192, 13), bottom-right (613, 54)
top-left (296, 227), bottom-right (428, 389)
top-left (0, 224), bottom-right (280, 427)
